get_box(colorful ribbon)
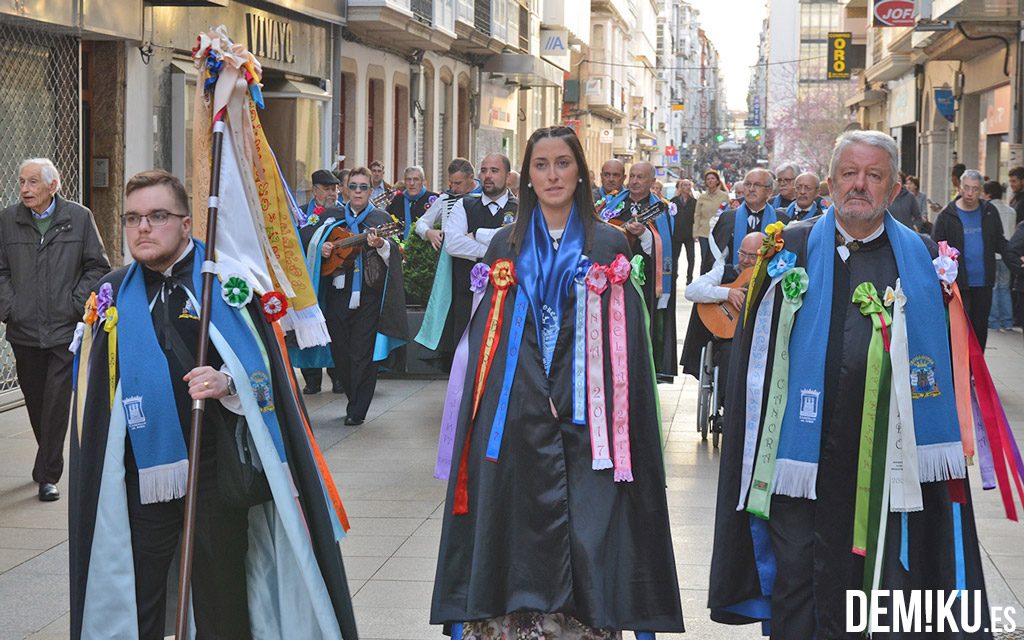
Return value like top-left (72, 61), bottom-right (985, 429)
top-left (629, 255), bottom-right (666, 465)
top-left (743, 222), bottom-right (785, 320)
top-left (104, 307), bottom-right (118, 410)
top-left (884, 281), bottom-right (923, 512)
top-left (738, 278), bottom-right (780, 510)
top-left (650, 225), bottom-right (664, 298)
top-left (453, 259), bottom-right (515, 515)
top-left (852, 282), bottom-right (892, 556)
top-left (585, 264), bottom-right (613, 470)
top-left (607, 255), bottom-right (633, 482)
top-left (485, 293), bottom-right (529, 461)
top-left (572, 258), bottom-right (592, 425)
top-left (947, 284), bottom-right (975, 462)
top-left (746, 267), bottom-right (807, 519)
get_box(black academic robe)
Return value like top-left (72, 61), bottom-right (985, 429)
top-left (708, 217), bottom-right (991, 639)
top-left (712, 206), bottom-right (792, 266)
top-left (431, 224), bottom-right (684, 633)
top-left (612, 198), bottom-right (678, 379)
top-left (69, 261), bottom-right (358, 640)
top-left (679, 263), bottom-right (741, 378)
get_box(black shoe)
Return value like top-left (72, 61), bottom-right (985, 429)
top-left (302, 384), bottom-right (321, 395)
top-left (38, 483), bottom-right (59, 502)
top-left (332, 381), bottom-right (346, 395)
top-left (344, 416), bottom-right (364, 426)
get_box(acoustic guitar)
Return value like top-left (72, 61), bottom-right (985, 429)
top-left (321, 221), bottom-right (403, 275)
top-left (696, 267), bottom-right (753, 339)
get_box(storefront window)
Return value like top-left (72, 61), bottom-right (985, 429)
top-left (293, 98), bottom-right (324, 203)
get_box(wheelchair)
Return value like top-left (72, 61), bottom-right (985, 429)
top-left (696, 339), bottom-right (724, 448)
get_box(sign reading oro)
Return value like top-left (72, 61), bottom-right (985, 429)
top-left (827, 32), bottom-right (852, 80)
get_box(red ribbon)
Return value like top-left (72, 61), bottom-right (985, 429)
top-left (454, 259), bottom-right (516, 515)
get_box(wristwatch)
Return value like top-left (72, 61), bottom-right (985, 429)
top-left (224, 372), bottom-right (237, 396)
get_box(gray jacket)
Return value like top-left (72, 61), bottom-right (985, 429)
top-left (0, 195), bottom-right (110, 348)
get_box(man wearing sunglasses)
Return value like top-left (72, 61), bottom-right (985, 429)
top-left (302, 167), bottom-right (408, 426)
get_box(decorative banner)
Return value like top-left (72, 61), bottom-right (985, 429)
top-left (873, 0), bottom-right (915, 27)
top-left (827, 32), bottom-right (852, 80)
top-left (935, 89), bottom-right (956, 123)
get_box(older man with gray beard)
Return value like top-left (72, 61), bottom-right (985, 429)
top-left (710, 130), bottom-right (991, 638)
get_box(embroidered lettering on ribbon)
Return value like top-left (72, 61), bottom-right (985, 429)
top-left (585, 264), bottom-right (613, 470)
top-left (607, 254), bottom-right (633, 482)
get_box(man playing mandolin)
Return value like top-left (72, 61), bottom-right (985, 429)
top-left (304, 167), bottom-right (409, 426)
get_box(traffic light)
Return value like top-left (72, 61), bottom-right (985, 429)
top-left (747, 128), bottom-right (761, 139)
top-left (714, 133), bottom-right (725, 143)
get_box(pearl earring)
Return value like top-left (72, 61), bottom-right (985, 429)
top-left (527, 182), bottom-right (532, 188)
top-left (578, 177), bottom-right (583, 183)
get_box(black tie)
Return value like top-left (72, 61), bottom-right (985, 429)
top-left (488, 201), bottom-right (499, 217)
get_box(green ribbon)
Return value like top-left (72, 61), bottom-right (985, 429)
top-left (851, 282), bottom-right (892, 557)
top-left (629, 255), bottom-right (665, 465)
top-left (746, 267), bottom-right (808, 518)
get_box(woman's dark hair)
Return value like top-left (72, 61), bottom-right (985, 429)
top-left (510, 126), bottom-right (601, 253)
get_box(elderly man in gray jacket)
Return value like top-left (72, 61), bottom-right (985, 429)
top-left (0, 158), bottom-right (109, 501)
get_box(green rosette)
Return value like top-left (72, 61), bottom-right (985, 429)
top-left (221, 275), bottom-right (254, 308)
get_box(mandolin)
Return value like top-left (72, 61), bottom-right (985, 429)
top-left (607, 200), bottom-right (666, 228)
top-left (321, 221), bottom-right (403, 275)
top-left (696, 267), bottom-right (753, 339)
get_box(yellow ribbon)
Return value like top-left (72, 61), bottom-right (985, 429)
top-left (104, 307), bottom-right (118, 410)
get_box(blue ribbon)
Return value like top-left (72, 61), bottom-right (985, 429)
top-left (344, 203), bottom-right (375, 301)
top-left (485, 293), bottom-right (529, 461)
top-left (571, 260), bottom-right (590, 426)
top-left (900, 512), bottom-right (909, 571)
top-left (952, 502), bottom-right (965, 591)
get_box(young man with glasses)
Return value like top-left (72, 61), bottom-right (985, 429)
top-left (70, 170), bottom-right (356, 638)
top-left (932, 169), bottom-right (1008, 349)
top-left (711, 168), bottom-right (788, 270)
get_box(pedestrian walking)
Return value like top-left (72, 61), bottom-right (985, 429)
top-left (0, 158), bottom-right (109, 501)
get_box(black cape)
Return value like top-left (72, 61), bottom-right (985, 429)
top-left (69, 264), bottom-right (358, 640)
top-left (708, 217), bottom-right (991, 638)
top-left (431, 224), bottom-right (684, 632)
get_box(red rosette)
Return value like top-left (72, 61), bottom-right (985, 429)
top-left (260, 291), bottom-right (288, 323)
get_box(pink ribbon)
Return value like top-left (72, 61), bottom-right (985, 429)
top-left (607, 255), bottom-right (633, 482)
top-left (586, 264), bottom-right (613, 470)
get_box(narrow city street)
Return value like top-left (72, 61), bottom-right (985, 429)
top-left (2, 295), bottom-right (1022, 639)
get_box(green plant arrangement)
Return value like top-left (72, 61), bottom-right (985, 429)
top-left (401, 232), bottom-right (438, 307)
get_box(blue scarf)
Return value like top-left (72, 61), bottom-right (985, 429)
top-left (770, 194), bottom-right (790, 210)
top-left (289, 217), bottom-right (346, 369)
top-left (402, 190), bottom-right (425, 240)
top-left (731, 202), bottom-right (779, 266)
top-left (305, 199), bottom-right (321, 226)
top-left (774, 209), bottom-right (963, 498)
top-left (345, 203), bottom-right (376, 306)
top-left (117, 241), bottom-right (286, 504)
top-left (598, 188), bottom-right (630, 214)
top-left (785, 199), bottom-right (820, 222)
top-left (520, 204), bottom-right (585, 373)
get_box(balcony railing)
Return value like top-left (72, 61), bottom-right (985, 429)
top-left (474, 0), bottom-right (491, 35)
top-left (411, 0), bottom-right (433, 24)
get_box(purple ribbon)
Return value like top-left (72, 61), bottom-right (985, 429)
top-left (971, 385), bottom-right (996, 490)
top-left (434, 291), bottom-right (487, 480)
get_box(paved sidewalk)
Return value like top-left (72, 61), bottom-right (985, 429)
top-left (2, 301), bottom-right (1023, 639)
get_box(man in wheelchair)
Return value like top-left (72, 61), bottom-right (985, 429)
top-left (680, 232), bottom-right (764, 442)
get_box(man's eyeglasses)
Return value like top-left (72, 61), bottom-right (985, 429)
top-left (743, 182), bottom-right (772, 190)
top-left (737, 249), bottom-right (759, 261)
top-left (777, 177), bottom-right (795, 185)
top-left (348, 183), bottom-right (371, 192)
top-left (122, 211), bottom-right (188, 228)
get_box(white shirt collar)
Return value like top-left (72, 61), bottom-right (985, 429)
top-left (481, 190), bottom-right (510, 208)
top-left (835, 218), bottom-right (884, 243)
top-left (162, 239), bottom-right (195, 277)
